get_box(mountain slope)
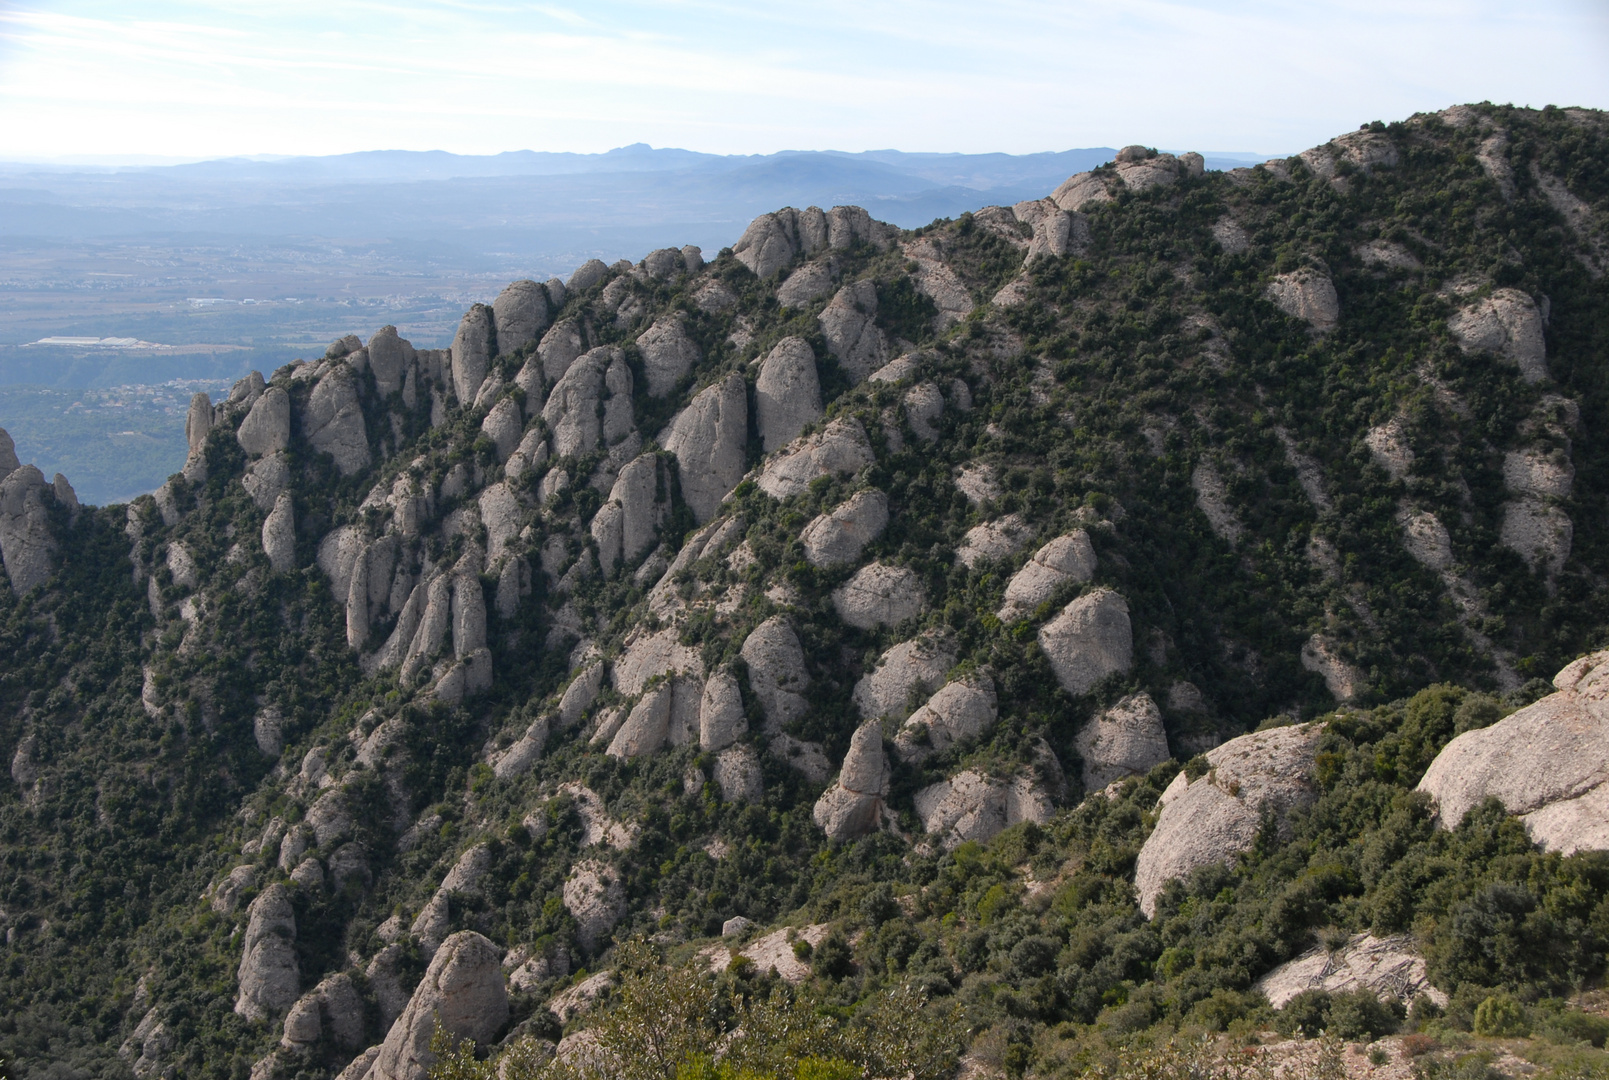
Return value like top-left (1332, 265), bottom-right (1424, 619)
top-left (1, 103), bottom-right (1608, 1080)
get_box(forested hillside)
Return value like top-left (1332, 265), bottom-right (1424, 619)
top-left (1, 102), bottom-right (1607, 1080)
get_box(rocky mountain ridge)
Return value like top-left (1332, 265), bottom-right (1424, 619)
top-left (2, 102), bottom-right (1608, 1080)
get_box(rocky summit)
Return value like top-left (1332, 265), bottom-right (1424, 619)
top-left (4, 104), bottom-right (1609, 1080)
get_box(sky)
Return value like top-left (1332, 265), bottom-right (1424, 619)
top-left (0, 0), bottom-right (1605, 161)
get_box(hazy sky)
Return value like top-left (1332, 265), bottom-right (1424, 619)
top-left (1, 0), bottom-right (1605, 160)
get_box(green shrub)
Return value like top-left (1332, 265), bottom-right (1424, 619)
top-left (1473, 993), bottom-right (1530, 1037)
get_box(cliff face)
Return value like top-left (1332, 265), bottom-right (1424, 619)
top-left (2, 104), bottom-right (1608, 1077)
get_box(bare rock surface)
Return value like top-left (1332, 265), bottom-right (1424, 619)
top-left (563, 860), bottom-right (626, 952)
top-left (450, 304), bottom-right (494, 405)
top-left (1013, 198), bottom-right (1088, 260)
top-left (819, 281), bottom-right (888, 383)
top-left (1076, 693), bottom-right (1170, 791)
top-left (693, 278), bottom-right (738, 313)
top-left (606, 683), bottom-right (674, 759)
top-left (369, 931), bottom-right (508, 1080)
top-left (479, 398), bottom-right (522, 464)
top-left (1037, 589), bottom-right (1133, 697)
top-left (491, 280), bottom-right (550, 355)
top-left (636, 315), bottom-right (700, 397)
top-left (801, 489), bottom-right (888, 568)
top-left (955, 462), bottom-right (1000, 505)
top-left (368, 326), bottom-right (416, 398)
top-left (1418, 651), bottom-right (1609, 854)
top-left (543, 347), bottom-right (634, 458)
top-left (0, 430), bottom-right (19, 478)
top-left (1212, 217), bottom-right (1251, 254)
top-left (235, 884), bottom-right (299, 1020)
top-left (1051, 171), bottom-right (1114, 212)
top-left (613, 626), bottom-right (703, 696)
top-left (237, 387), bottom-right (291, 457)
top-left (1134, 723), bottom-right (1325, 917)
top-left (568, 258), bottom-right (608, 293)
top-left (777, 260), bottom-right (837, 308)
top-left (1301, 635), bottom-right (1365, 702)
top-left (1255, 933), bottom-right (1446, 1010)
top-left (538, 318), bottom-right (588, 383)
top-left (262, 493), bottom-right (296, 574)
top-left (955, 514), bottom-right (1030, 568)
top-left (1191, 461), bottom-right (1244, 545)
top-left (741, 616), bottom-right (809, 732)
top-left (914, 769), bottom-right (1056, 849)
top-left (1448, 288), bottom-right (1547, 383)
top-left (831, 561), bottom-right (925, 629)
top-left (592, 454), bottom-right (667, 576)
top-left (813, 722), bottom-right (890, 841)
top-left (997, 531), bottom-right (1097, 619)
top-left (558, 663), bottom-right (605, 729)
top-left (895, 678), bottom-right (997, 761)
top-left (902, 238), bottom-right (974, 328)
top-left (1399, 508), bottom-right (1454, 571)
top-left (755, 337), bottom-right (823, 452)
top-left (699, 670), bottom-right (747, 751)
top-left (1500, 497), bottom-right (1572, 575)
top-left (1267, 269), bottom-right (1340, 331)
top-left (854, 633), bottom-right (956, 722)
top-left (713, 744), bottom-right (764, 802)
top-left (490, 717), bottom-right (548, 780)
top-left (757, 417), bottom-right (875, 500)
top-left (0, 465), bottom-right (56, 595)
top-left (305, 364), bottom-right (371, 475)
top-left (664, 374), bottom-right (748, 523)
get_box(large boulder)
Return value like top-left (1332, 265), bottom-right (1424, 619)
top-left (831, 562), bottom-right (925, 629)
top-left (304, 364), bottom-right (371, 475)
top-left (997, 531), bottom-right (1097, 620)
top-left (542, 347), bottom-right (634, 458)
top-left (1448, 288), bottom-right (1547, 383)
top-left (713, 744), bottom-right (764, 803)
top-left (237, 386), bottom-right (291, 457)
top-left (1134, 723), bottom-right (1325, 917)
top-left (699, 670), bottom-right (747, 751)
top-left (777, 260), bottom-right (837, 308)
top-left (479, 398), bottom-right (522, 463)
top-left (1013, 198), bottom-right (1089, 260)
top-left (1417, 651), bottom-right (1609, 854)
top-left (913, 769), bottom-right (1056, 849)
top-left (592, 454), bottom-right (668, 576)
top-left (812, 722), bottom-right (890, 841)
top-left (635, 315), bottom-right (700, 397)
top-left (1051, 170), bottom-right (1115, 213)
top-left (1266, 269), bottom-right (1340, 332)
top-left (0, 465), bottom-right (56, 595)
top-left (955, 514), bottom-right (1031, 568)
top-left (1254, 933), bottom-right (1446, 1010)
top-left (491, 280), bottom-right (550, 355)
top-left (450, 304), bottom-right (495, 404)
top-left (663, 374), bottom-right (747, 523)
top-left (1075, 692), bottom-right (1171, 791)
top-left (801, 489), bottom-right (888, 568)
top-left (894, 677), bottom-right (997, 761)
top-left (244, 452), bottom-right (290, 511)
top-left (733, 205), bottom-right (886, 281)
top-left (819, 281), bottom-right (887, 383)
top-left (568, 258), bottom-right (608, 293)
top-left (757, 417), bottom-right (876, 500)
top-left (740, 616), bottom-right (809, 733)
top-left (1037, 588), bottom-right (1132, 697)
top-left (281, 973), bottom-right (365, 1051)
top-left (606, 683), bottom-right (673, 759)
top-left (0, 428), bottom-right (20, 478)
top-left (853, 633), bottom-right (956, 722)
top-left (755, 337), bottom-right (823, 452)
top-left (235, 884), bottom-right (299, 1020)
top-left (368, 326), bottom-right (417, 398)
top-left (612, 626), bottom-right (704, 696)
top-left (369, 931), bottom-right (508, 1080)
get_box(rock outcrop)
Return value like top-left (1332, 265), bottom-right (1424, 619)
top-left (831, 562), bottom-right (925, 629)
top-left (894, 678), bottom-right (997, 761)
top-left (812, 722), bottom-right (890, 841)
top-left (543, 347), bottom-right (634, 458)
top-left (237, 387), bottom-right (291, 457)
top-left (1254, 933), bottom-right (1446, 1010)
top-left (819, 281), bottom-right (887, 383)
top-left (1448, 288), bottom-right (1547, 383)
top-left (563, 860), bottom-right (626, 953)
top-left (1267, 268), bottom-right (1340, 331)
top-left (635, 315), bottom-right (700, 397)
top-left (997, 531), bottom-right (1097, 620)
top-left (0, 465), bottom-right (57, 595)
top-left (304, 364), bottom-right (371, 475)
top-left (479, 398), bottom-right (523, 464)
top-left (491, 280), bottom-right (551, 356)
top-left (450, 304), bottom-right (495, 405)
top-left (1075, 693), bottom-right (1170, 791)
top-left (235, 884), bottom-right (299, 1020)
top-left (368, 326), bottom-right (417, 398)
top-left (663, 374), bottom-right (747, 523)
top-left (1134, 723), bottom-right (1325, 916)
top-left (955, 514), bottom-right (1030, 568)
top-left (262, 492), bottom-right (296, 574)
top-left (800, 489), bottom-right (888, 568)
top-left (756, 417), bottom-right (876, 500)
top-left (280, 973), bottom-right (365, 1051)
top-left (913, 769), bottom-right (1055, 849)
top-left (592, 454), bottom-right (668, 576)
top-left (755, 337), bottom-right (823, 452)
top-left (853, 633), bottom-right (956, 722)
top-left (538, 318), bottom-right (588, 383)
top-left (699, 670), bottom-right (747, 751)
top-left (713, 744), bottom-right (764, 803)
top-left (1417, 651), bottom-right (1609, 854)
top-left (1037, 589), bottom-right (1132, 697)
top-left (733, 205), bottom-right (893, 280)
top-left (741, 616), bottom-right (809, 732)
top-left (369, 931), bottom-right (508, 1080)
